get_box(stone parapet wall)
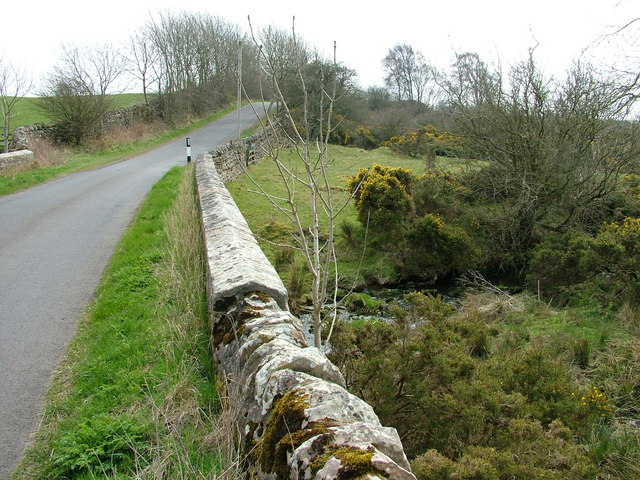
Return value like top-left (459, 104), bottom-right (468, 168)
top-left (195, 137), bottom-right (416, 479)
top-left (196, 156), bottom-right (288, 311)
top-left (0, 150), bottom-right (34, 173)
top-left (201, 127), bottom-right (283, 182)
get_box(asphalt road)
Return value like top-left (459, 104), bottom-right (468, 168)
top-left (0, 104), bottom-right (265, 478)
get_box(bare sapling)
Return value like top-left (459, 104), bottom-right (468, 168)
top-left (0, 57), bottom-right (32, 153)
top-left (242, 18), bottom-right (364, 350)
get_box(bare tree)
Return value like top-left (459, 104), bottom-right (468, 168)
top-left (256, 25), bottom-right (310, 104)
top-left (56, 43), bottom-right (125, 96)
top-left (0, 57), bottom-right (31, 152)
top-left (584, 14), bottom-right (639, 112)
top-left (127, 29), bottom-right (158, 106)
top-left (38, 43), bottom-right (125, 144)
top-left (244, 20), bottom-right (358, 349)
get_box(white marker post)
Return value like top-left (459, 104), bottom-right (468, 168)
top-left (186, 137), bottom-right (191, 163)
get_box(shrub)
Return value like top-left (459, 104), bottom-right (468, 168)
top-left (346, 125), bottom-right (381, 150)
top-left (384, 125), bottom-right (472, 159)
top-left (411, 449), bottom-right (454, 480)
top-left (329, 292), bottom-right (520, 458)
top-left (274, 245), bottom-right (295, 270)
top-left (409, 398), bottom-right (602, 479)
top-left (403, 214), bottom-right (479, 281)
top-left (347, 164), bottom-right (416, 235)
top-left (526, 231), bottom-right (595, 301)
top-left (329, 291), bottom-right (606, 472)
top-left (413, 170), bottom-right (471, 217)
top-left (528, 217), bottom-right (640, 306)
top-left (622, 173), bottom-right (640, 201)
top-left (343, 292), bottom-right (386, 315)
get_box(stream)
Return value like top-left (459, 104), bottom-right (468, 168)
top-left (298, 280), bottom-right (466, 347)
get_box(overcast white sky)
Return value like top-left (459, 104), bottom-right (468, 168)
top-left (1, 0), bottom-right (637, 92)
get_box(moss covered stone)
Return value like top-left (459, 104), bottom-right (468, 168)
top-left (313, 446), bottom-right (388, 480)
top-left (257, 389), bottom-right (311, 476)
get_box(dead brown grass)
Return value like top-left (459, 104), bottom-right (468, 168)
top-left (88, 120), bottom-right (166, 152)
top-left (31, 137), bottom-right (68, 167)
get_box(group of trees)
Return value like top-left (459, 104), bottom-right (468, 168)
top-left (33, 11), bottom-right (253, 144)
top-left (342, 49), bottom-right (640, 304)
top-left (138, 12), bottom-right (250, 119)
top-left (445, 50), bottom-right (639, 269)
top-left (9, 12), bottom-right (361, 147)
top-left (382, 43), bottom-right (439, 106)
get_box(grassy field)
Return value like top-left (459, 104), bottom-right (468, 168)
top-left (226, 145), bottom-right (471, 285)
top-left (6, 93), bottom-right (148, 129)
top-left (11, 165), bottom-right (237, 479)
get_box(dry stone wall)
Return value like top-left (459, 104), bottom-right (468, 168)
top-left (12, 103), bottom-right (156, 148)
top-left (196, 132), bottom-right (416, 479)
top-left (12, 124), bottom-right (55, 148)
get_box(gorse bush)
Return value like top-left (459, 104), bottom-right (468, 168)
top-left (412, 419), bottom-right (597, 480)
top-left (404, 214), bottom-right (478, 281)
top-left (384, 125), bottom-right (472, 159)
top-left (348, 164), bottom-right (415, 234)
top-left (413, 170), bottom-right (471, 216)
top-left (346, 164), bottom-right (480, 282)
top-left (328, 291), bottom-right (629, 479)
top-left (528, 217), bottom-right (640, 306)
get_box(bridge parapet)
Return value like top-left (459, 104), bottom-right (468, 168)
top-left (196, 133), bottom-right (416, 479)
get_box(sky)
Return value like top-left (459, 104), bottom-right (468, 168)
top-left (0, 0), bottom-right (637, 92)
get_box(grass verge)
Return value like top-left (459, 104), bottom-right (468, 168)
top-left (11, 165), bottom-right (238, 479)
top-left (0, 105), bottom-right (235, 196)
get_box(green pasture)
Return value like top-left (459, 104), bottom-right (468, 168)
top-left (4, 93), bottom-right (149, 129)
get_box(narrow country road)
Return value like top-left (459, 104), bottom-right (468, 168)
top-left (0, 104), bottom-right (265, 479)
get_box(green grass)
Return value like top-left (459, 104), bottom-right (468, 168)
top-left (0, 105), bottom-right (236, 196)
top-left (227, 145), bottom-right (432, 230)
top-left (109, 93), bottom-right (149, 110)
top-left (226, 144), bottom-right (458, 286)
top-left (8, 97), bottom-right (52, 126)
top-left (11, 165), bottom-right (234, 479)
top-left (228, 144), bottom-right (473, 227)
